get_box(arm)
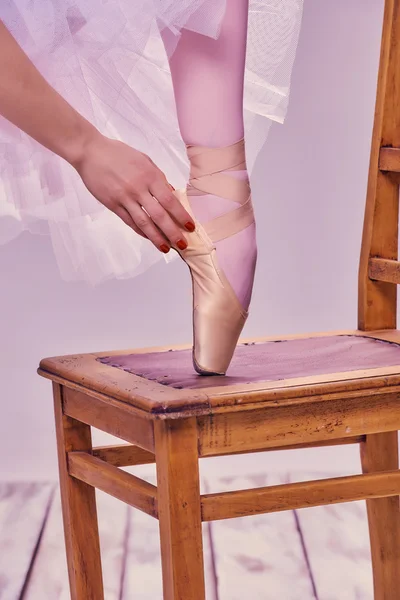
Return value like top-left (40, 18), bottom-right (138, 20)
top-left (0, 22), bottom-right (194, 251)
top-left (0, 21), bottom-right (96, 166)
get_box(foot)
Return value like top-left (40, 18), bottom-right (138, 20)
top-left (186, 139), bottom-right (257, 311)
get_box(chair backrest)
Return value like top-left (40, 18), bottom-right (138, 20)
top-left (358, 0), bottom-right (400, 331)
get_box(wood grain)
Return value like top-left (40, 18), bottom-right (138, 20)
top-left (63, 388), bottom-right (155, 451)
top-left (369, 258), bottom-right (400, 284)
top-left (379, 146), bottom-right (400, 171)
top-left (53, 383), bottom-right (104, 600)
top-left (362, 329), bottom-right (400, 344)
top-left (92, 437), bottom-right (364, 468)
top-left (68, 452), bottom-right (158, 517)
top-left (198, 394), bottom-right (400, 457)
top-left (201, 470), bottom-right (400, 521)
top-left (203, 367), bottom-right (400, 413)
top-left (155, 418), bottom-right (206, 599)
top-left (0, 483), bottom-right (53, 600)
top-left (358, 0), bottom-right (400, 331)
top-left (93, 444), bottom-right (155, 467)
top-left (360, 432), bottom-right (400, 599)
top-left (39, 352), bottom-right (209, 414)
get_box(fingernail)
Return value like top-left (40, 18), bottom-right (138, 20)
top-left (185, 221), bottom-right (195, 233)
top-left (177, 239), bottom-right (187, 251)
top-left (168, 183), bottom-right (176, 191)
top-left (160, 244), bottom-right (170, 254)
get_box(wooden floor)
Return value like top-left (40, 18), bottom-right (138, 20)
top-left (0, 473), bottom-right (374, 600)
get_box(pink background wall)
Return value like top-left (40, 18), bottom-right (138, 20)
top-left (0, 0), bottom-right (386, 480)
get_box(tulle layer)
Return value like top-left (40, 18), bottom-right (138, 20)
top-left (0, 0), bottom-right (303, 284)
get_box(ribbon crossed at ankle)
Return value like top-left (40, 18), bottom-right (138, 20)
top-left (185, 138), bottom-right (254, 243)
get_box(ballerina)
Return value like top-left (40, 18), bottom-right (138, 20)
top-left (0, 0), bottom-right (303, 373)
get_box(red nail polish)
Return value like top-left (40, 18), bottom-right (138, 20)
top-left (185, 221), bottom-right (195, 233)
top-left (177, 239), bottom-right (187, 251)
top-left (160, 244), bottom-right (170, 254)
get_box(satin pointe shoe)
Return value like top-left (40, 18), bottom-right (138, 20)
top-left (173, 138), bottom-right (255, 375)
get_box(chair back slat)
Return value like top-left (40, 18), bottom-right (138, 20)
top-left (358, 0), bottom-right (400, 330)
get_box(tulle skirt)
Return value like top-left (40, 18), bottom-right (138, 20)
top-left (0, 0), bottom-right (303, 284)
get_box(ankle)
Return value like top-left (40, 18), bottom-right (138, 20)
top-left (185, 139), bottom-right (251, 225)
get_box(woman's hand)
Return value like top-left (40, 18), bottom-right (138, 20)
top-left (74, 133), bottom-right (194, 253)
top-left (0, 22), bottom-right (194, 253)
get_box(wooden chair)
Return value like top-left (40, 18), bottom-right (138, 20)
top-left (39, 2), bottom-right (400, 598)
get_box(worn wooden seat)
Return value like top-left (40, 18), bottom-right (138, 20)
top-left (39, 2), bottom-right (400, 599)
top-left (39, 330), bottom-right (400, 599)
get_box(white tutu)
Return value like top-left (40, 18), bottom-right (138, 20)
top-left (0, 0), bottom-right (303, 284)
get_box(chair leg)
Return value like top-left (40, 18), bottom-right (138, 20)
top-left (53, 383), bottom-right (104, 600)
top-left (155, 417), bottom-right (206, 600)
top-left (360, 431), bottom-right (400, 600)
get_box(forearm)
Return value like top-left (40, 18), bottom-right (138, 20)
top-left (0, 21), bottom-right (98, 166)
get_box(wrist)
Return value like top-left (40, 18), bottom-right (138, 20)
top-left (60, 118), bottom-right (102, 169)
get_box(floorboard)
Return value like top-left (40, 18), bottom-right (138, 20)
top-left (206, 474), bottom-right (316, 600)
top-left (0, 483), bottom-right (53, 600)
top-left (0, 473), bottom-right (377, 600)
top-left (290, 473), bottom-right (373, 600)
top-left (24, 490), bottom-right (127, 600)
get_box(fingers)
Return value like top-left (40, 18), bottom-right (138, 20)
top-left (140, 192), bottom-right (189, 251)
top-left (113, 165), bottom-right (196, 254)
top-left (121, 200), bottom-right (172, 253)
top-left (113, 206), bottom-right (148, 240)
top-left (149, 180), bottom-right (195, 233)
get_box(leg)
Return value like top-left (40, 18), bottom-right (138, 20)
top-left (167, 0), bottom-right (248, 148)
top-left (162, 0), bottom-right (256, 312)
top-left (360, 432), bottom-right (400, 599)
top-left (155, 418), bottom-right (205, 600)
top-left (53, 383), bottom-right (104, 600)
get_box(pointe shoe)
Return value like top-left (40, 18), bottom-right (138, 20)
top-left (174, 139), bottom-right (255, 375)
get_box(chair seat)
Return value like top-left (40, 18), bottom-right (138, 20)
top-left (39, 330), bottom-right (400, 416)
